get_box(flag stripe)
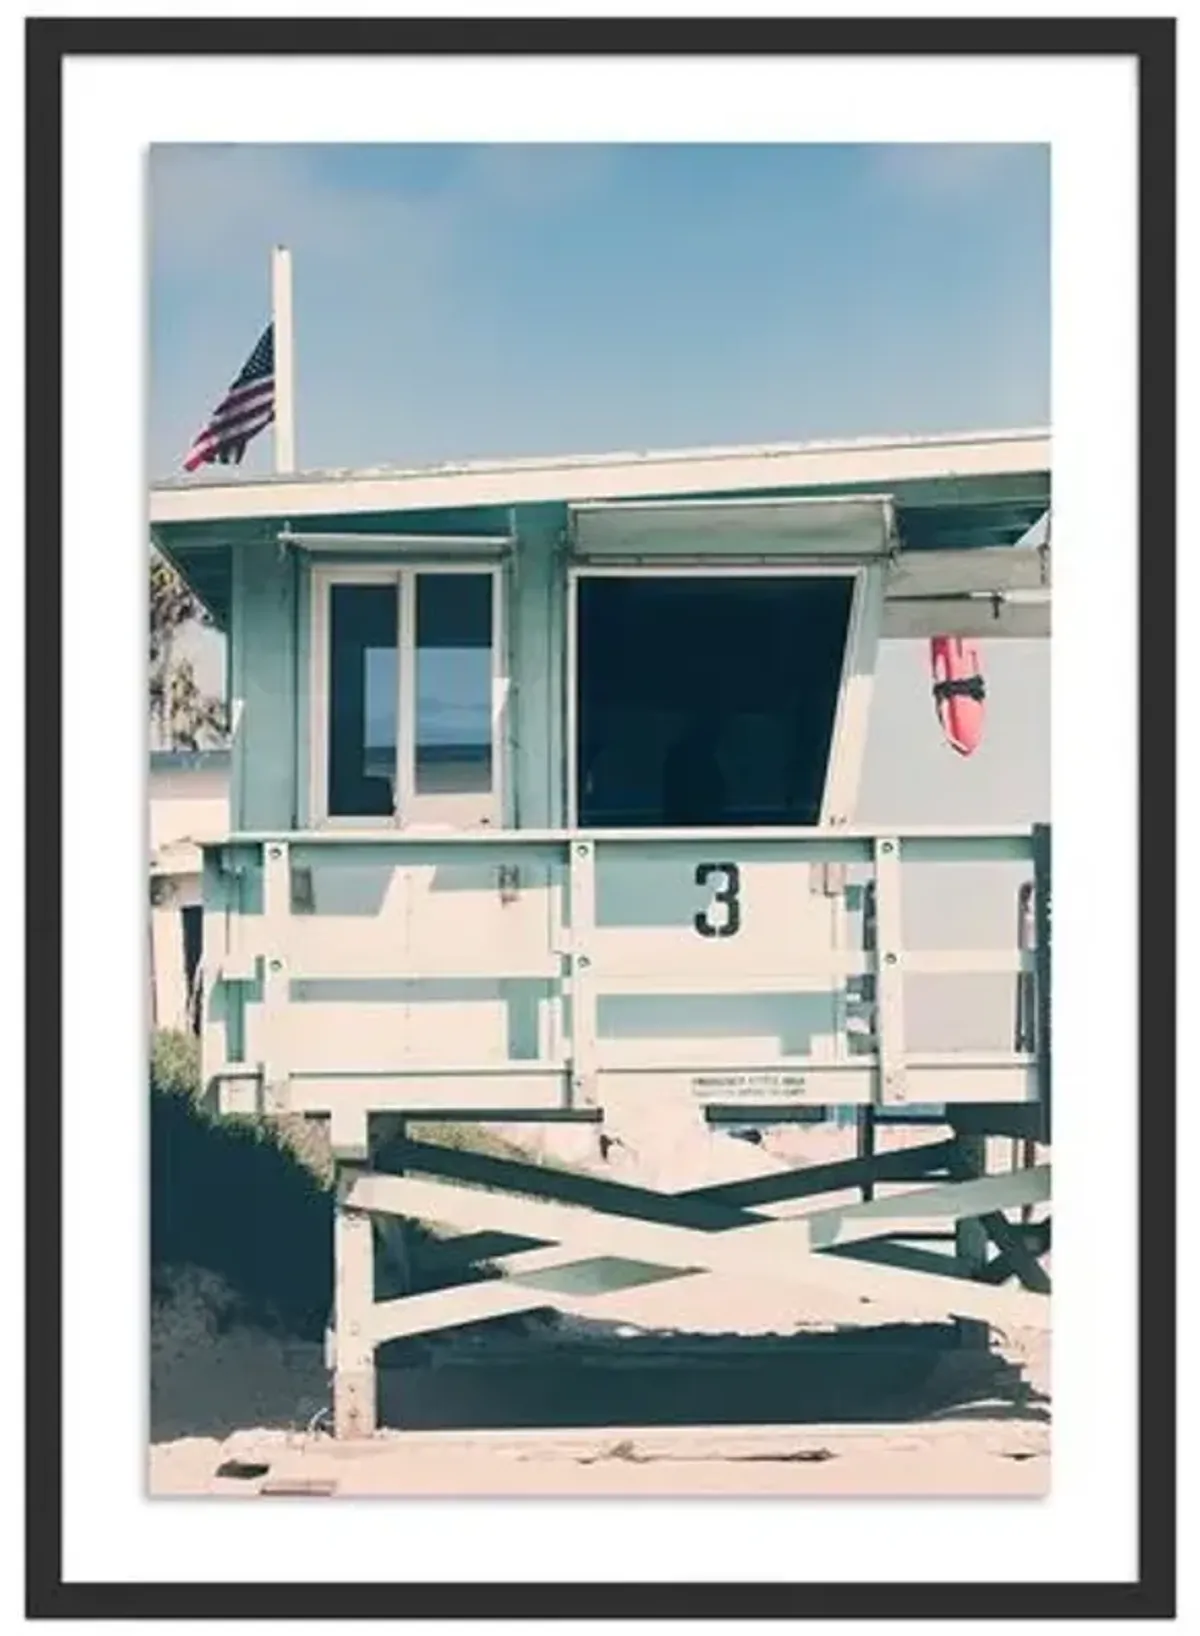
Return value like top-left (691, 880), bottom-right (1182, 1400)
top-left (183, 323), bottom-right (275, 472)
top-left (185, 411), bottom-right (274, 464)
top-left (206, 380), bottom-right (275, 430)
top-left (184, 407), bottom-right (275, 471)
top-left (189, 403), bottom-right (275, 455)
top-left (216, 377), bottom-right (274, 411)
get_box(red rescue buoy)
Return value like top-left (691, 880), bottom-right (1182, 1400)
top-left (929, 635), bottom-right (986, 756)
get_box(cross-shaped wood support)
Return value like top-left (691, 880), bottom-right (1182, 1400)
top-left (326, 1132), bottom-right (1050, 1438)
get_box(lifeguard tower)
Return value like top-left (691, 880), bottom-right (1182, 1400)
top-left (149, 425), bottom-right (1051, 1438)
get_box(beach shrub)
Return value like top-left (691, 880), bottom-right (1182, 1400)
top-left (149, 1029), bottom-right (334, 1338)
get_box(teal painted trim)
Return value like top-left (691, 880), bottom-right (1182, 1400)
top-left (500, 552), bottom-right (517, 827)
top-left (235, 543), bottom-right (298, 832)
top-left (507, 506), bottom-right (566, 829)
top-left (279, 504), bottom-right (516, 536)
top-left (158, 540), bottom-right (232, 630)
top-left (546, 523), bottom-right (566, 829)
top-left (228, 545), bottom-right (247, 831)
top-left (295, 551), bottom-right (313, 828)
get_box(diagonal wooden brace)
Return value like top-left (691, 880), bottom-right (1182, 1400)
top-left (348, 1166), bottom-right (1052, 1338)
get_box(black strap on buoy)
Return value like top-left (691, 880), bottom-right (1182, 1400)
top-left (932, 675), bottom-right (986, 703)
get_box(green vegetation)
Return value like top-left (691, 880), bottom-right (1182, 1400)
top-left (150, 1031), bottom-right (334, 1338)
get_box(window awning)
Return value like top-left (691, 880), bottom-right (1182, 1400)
top-left (569, 495), bottom-right (895, 561)
top-left (278, 528), bottom-right (513, 557)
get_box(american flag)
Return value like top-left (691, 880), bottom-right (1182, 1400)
top-left (183, 325), bottom-right (275, 471)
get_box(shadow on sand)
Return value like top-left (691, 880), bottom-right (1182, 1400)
top-left (150, 1288), bottom-right (1047, 1444)
top-left (372, 1314), bottom-right (1048, 1434)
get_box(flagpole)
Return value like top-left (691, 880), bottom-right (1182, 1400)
top-left (271, 244), bottom-right (296, 473)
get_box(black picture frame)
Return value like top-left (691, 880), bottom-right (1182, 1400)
top-left (25, 14), bottom-right (1176, 1621)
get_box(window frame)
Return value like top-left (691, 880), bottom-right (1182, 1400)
top-left (309, 561), bottom-right (508, 831)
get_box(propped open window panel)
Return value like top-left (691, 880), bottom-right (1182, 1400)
top-left (569, 493), bottom-right (896, 562)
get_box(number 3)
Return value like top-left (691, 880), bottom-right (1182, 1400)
top-left (695, 863), bottom-right (741, 938)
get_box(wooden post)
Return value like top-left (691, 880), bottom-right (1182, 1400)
top-left (856, 1106), bottom-right (877, 1203)
top-left (952, 1130), bottom-right (992, 1350)
top-left (1032, 823), bottom-right (1052, 1146)
top-left (568, 840), bottom-right (598, 1109)
top-left (261, 841), bottom-right (290, 1111)
top-left (857, 878), bottom-right (878, 1200)
top-left (1014, 876), bottom-right (1037, 1220)
top-left (374, 1120), bottom-right (411, 1298)
top-left (953, 1133), bottom-right (990, 1279)
top-left (333, 1163), bottom-right (377, 1439)
top-left (872, 838), bottom-right (907, 1108)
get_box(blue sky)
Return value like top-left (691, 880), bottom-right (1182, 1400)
top-left (149, 142), bottom-right (1049, 478)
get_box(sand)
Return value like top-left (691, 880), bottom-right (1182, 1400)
top-left (150, 1278), bottom-right (1049, 1498)
top-left (151, 1419), bottom-right (1048, 1498)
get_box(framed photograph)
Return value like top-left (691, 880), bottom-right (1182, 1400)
top-left (26, 12), bottom-right (1174, 1621)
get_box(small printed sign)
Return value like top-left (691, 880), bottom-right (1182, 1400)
top-left (690, 1071), bottom-right (809, 1102)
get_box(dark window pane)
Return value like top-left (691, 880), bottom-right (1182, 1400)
top-left (415, 574), bottom-right (493, 796)
top-left (328, 583), bottom-right (398, 817)
top-left (576, 575), bottom-right (854, 828)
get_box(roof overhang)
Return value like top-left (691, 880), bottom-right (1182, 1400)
top-left (149, 428), bottom-right (1049, 638)
top-left (149, 427), bottom-right (1049, 528)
